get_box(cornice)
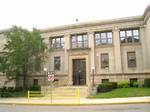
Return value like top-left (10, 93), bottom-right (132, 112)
top-left (143, 5), bottom-right (150, 23)
top-left (41, 16), bottom-right (143, 33)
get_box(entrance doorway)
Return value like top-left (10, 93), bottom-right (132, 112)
top-left (73, 59), bottom-right (86, 85)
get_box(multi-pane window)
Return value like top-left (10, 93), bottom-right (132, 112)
top-left (127, 52), bottom-right (136, 68)
top-left (54, 56), bottom-right (61, 71)
top-left (51, 36), bottom-right (64, 48)
top-left (71, 34), bottom-right (88, 48)
top-left (101, 53), bottom-right (109, 69)
top-left (95, 32), bottom-right (113, 46)
top-left (102, 79), bottom-right (109, 83)
top-left (120, 29), bottom-right (139, 43)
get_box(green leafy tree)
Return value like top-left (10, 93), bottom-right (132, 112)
top-left (3, 26), bottom-right (47, 88)
top-left (0, 53), bottom-right (8, 73)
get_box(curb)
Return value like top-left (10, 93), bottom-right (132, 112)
top-left (0, 101), bottom-right (150, 106)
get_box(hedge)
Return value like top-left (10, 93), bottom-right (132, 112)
top-left (144, 79), bottom-right (150, 88)
top-left (118, 81), bottom-right (130, 88)
top-left (97, 83), bottom-right (112, 92)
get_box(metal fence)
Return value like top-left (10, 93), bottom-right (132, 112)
top-left (27, 87), bottom-right (81, 104)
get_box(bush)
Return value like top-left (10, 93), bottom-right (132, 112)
top-left (144, 79), bottom-right (150, 88)
top-left (15, 87), bottom-right (24, 92)
top-left (97, 83), bottom-right (112, 92)
top-left (133, 82), bottom-right (139, 87)
top-left (118, 81), bottom-right (130, 88)
top-left (7, 87), bottom-right (15, 92)
top-left (0, 87), bottom-right (12, 97)
top-left (130, 79), bottom-right (138, 87)
top-left (110, 82), bottom-right (118, 89)
top-left (29, 85), bottom-right (41, 91)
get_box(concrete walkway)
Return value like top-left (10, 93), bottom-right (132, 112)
top-left (0, 96), bottom-right (150, 105)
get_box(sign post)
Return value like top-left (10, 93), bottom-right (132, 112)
top-left (47, 71), bottom-right (55, 104)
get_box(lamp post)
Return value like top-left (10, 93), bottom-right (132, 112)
top-left (43, 67), bottom-right (47, 85)
top-left (91, 66), bottom-right (95, 88)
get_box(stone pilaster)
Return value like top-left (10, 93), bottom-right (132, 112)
top-left (64, 34), bottom-right (70, 74)
top-left (113, 27), bottom-right (122, 73)
top-left (145, 19), bottom-right (150, 71)
top-left (88, 32), bottom-right (95, 74)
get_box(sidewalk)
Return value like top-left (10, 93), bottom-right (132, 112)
top-left (0, 96), bottom-right (150, 105)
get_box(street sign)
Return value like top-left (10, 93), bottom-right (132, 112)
top-left (48, 71), bottom-right (55, 81)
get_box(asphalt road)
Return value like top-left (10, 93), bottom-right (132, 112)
top-left (0, 103), bottom-right (150, 112)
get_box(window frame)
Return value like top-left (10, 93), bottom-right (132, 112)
top-left (120, 29), bottom-right (140, 44)
top-left (101, 53), bottom-right (109, 69)
top-left (127, 51), bottom-right (136, 68)
top-left (94, 31), bottom-right (113, 46)
top-left (71, 33), bottom-right (88, 49)
top-left (54, 56), bottom-right (61, 71)
top-left (50, 36), bottom-right (64, 49)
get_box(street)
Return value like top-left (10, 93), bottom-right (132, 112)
top-left (0, 103), bottom-right (150, 112)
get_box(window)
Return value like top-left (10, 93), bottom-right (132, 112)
top-left (102, 79), bottom-right (109, 83)
top-left (127, 52), bottom-right (136, 68)
top-left (120, 29), bottom-right (139, 43)
top-left (71, 33), bottom-right (88, 48)
top-left (50, 36), bottom-right (64, 48)
top-left (95, 31), bottom-right (113, 45)
top-left (54, 56), bottom-right (61, 71)
top-left (33, 79), bottom-right (38, 86)
top-left (101, 53), bottom-right (109, 69)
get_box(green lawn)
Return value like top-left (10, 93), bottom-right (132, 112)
top-left (89, 88), bottom-right (150, 99)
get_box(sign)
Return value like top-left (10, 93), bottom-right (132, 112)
top-left (48, 71), bottom-right (55, 81)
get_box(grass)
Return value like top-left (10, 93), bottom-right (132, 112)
top-left (89, 87), bottom-right (150, 99)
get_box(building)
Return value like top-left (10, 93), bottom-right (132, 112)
top-left (0, 5), bottom-right (150, 88)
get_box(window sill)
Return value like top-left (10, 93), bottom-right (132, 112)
top-left (50, 48), bottom-right (64, 52)
top-left (95, 44), bottom-right (113, 48)
top-left (121, 42), bottom-right (141, 46)
top-left (68, 47), bottom-right (91, 51)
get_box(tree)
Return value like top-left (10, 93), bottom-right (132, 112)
top-left (3, 26), bottom-right (47, 88)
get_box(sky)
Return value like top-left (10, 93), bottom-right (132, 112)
top-left (0, 0), bottom-right (150, 30)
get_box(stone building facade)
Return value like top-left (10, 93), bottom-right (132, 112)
top-left (0, 5), bottom-right (150, 87)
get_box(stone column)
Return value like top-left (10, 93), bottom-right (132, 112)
top-left (140, 26), bottom-right (149, 72)
top-left (64, 34), bottom-right (70, 73)
top-left (113, 27), bottom-right (122, 73)
top-left (88, 32), bottom-right (95, 86)
top-left (145, 19), bottom-right (150, 71)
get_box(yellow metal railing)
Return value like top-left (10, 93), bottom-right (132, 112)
top-left (27, 88), bottom-right (81, 104)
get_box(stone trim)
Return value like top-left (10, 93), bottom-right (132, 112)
top-left (67, 48), bottom-right (91, 52)
top-left (143, 5), bottom-right (150, 23)
top-left (41, 16), bottom-right (143, 33)
top-left (95, 44), bottom-right (114, 49)
top-left (120, 43), bottom-right (141, 47)
top-left (93, 72), bottom-right (150, 76)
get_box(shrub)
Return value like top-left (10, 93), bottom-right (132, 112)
top-left (130, 79), bottom-right (138, 87)
top-left (15, 87), bottom-right (24, 92)
top-left (133, 82), bottom-right (139, 87)
top-left (7, 87), bottom-right (15, 92)
top-left (97, 83), bottom-right (112, 92)
top-left (29, 85), bottom-right (41, 91)
top-left (144, 79), bottom-right (150, 88)
top-left (118, 81), bottom-right (130, 88)
top-left (110, 82), bottom-right (118, 89)
top-left (0, 87), bottom-right (12, 97)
